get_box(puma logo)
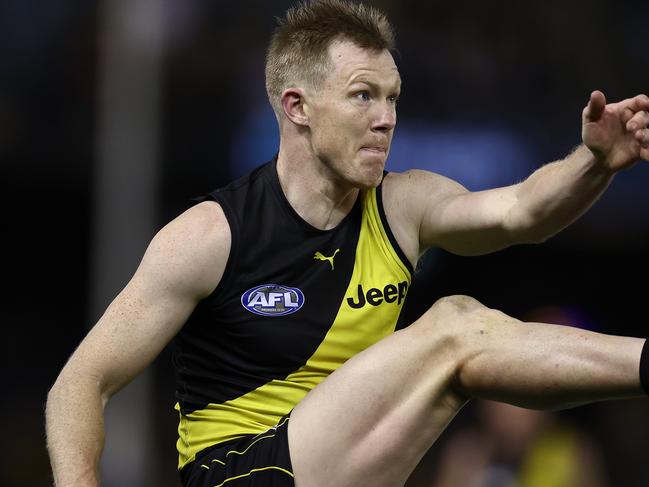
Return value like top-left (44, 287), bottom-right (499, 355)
top-left (314, 249), bottom-right (340, 270)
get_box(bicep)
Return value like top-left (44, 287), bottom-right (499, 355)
top-left (422, 186), bottom-right (521, 256)
top-left (60, 201), bottom-right (229, 398)
top-left (398, 170), bottom-right (521, 256)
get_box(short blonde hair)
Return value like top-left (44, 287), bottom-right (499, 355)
top-left (265, 0), bottom-right (395, 117)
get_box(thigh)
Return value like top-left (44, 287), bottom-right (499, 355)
top-left (288, 310), bottom-right (468, 487)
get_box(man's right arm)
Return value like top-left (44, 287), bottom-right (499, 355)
top-left (45, 201), bottom-right (230, 487)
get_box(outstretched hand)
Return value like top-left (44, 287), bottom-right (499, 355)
top-left (582, 90), bottom-right (649, 172)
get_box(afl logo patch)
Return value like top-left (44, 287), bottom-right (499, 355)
top-left (241, 284), bottom-right (305, 316)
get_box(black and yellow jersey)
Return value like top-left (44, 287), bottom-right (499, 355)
top-left (173, 159), bottom-right (413, 470)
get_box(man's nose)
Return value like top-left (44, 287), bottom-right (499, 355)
top-left (371, 102), bottom-right (396, 132)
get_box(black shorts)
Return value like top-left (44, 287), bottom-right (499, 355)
top-left (180, 414), bottom-right (294, 487)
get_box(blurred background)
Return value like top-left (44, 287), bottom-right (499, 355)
top-left (2, 0), bottom-right (648, 485)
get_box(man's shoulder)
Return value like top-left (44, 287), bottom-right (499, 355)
top-left (170, 159), bottom-right (275, 278)
top-left (383, 168), bottom-right (465, 192)
top-left (158, 201), bottom-right (230, 266)
top-left (383, 168), bottom-right (467, 212)
top-left (170, 200), bottom-right (230, 249)
top-left (149, 201), bottom-right (230, 299)
top-left (381, 168), bottom-right (470, 261)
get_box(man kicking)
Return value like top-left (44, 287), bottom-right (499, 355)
top-left (46, 1), bottom-right (649, 486)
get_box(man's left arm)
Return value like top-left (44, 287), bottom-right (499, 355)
top-left (411, 91), bottom-right (649, 256)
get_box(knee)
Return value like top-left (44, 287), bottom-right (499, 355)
top-left (411, 295), bottom-right (526, 399)
top-left (429, 294), bottom-right (485, 316)
top-left (422, 295), bottom-right (489, 336)
top-left (416, 294), bottom-right (500, 363)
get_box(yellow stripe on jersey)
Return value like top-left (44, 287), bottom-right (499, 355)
top-left (177, 187), bottom-right (411, 468)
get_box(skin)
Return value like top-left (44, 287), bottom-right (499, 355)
top-left (46, 38), bottom-right (649, 487)
top-left (280, 40), bottom-right (648, 486)
top-left (275, 41), bottom-right (400, 231)
top-left (46, 202), bottom-right (229, 486)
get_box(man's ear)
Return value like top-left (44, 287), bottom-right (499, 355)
top-left (281, 88), bottom-right (310, 126)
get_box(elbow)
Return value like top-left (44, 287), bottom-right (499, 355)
top-left (47, 373), bottom-right (67, 410)
top-left (523, 221), bottom-right (566, 244)
top-left (46, 371), bottom-right (75, 419)
top-left (45, 377), bottom-right (67, 435)
top-left (47, 363), bottom-right (110, 413)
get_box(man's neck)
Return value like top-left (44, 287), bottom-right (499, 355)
top-left (276, 146), bottom-right (359, 231)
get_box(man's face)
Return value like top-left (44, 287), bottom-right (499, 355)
top-left (305, 40), bottom-right (401, 189)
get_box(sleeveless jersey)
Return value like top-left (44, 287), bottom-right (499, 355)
top-left (173, 159), bottom-right (413, 469)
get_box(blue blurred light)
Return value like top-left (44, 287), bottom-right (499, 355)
top-left (387, 122), bottom-right (536, 190)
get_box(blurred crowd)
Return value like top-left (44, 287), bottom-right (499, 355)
top-left (2, 1), bottom-right (648, 486)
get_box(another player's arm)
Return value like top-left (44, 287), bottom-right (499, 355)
top-left (45, 201), bottom-right (229, 487)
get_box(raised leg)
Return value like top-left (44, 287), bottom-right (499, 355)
top-left (287, 295), bottom-right (645, 487)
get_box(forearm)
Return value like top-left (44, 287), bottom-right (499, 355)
top-left (509, 144), bottom-right (615, 243)
top-left (457, 319), bottom-right (645, 410)
top-left (46, 370), bottom-right (107, 487)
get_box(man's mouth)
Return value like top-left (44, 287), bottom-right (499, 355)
top-left (360, 146), bottom-right (387, 154)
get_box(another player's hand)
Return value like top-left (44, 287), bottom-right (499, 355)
top-left (582, 90), bottom-right (649, 172)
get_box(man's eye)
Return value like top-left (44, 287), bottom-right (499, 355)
top-left (356, 91), bottom-right (371, 102)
